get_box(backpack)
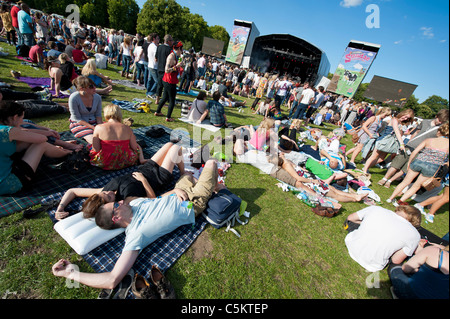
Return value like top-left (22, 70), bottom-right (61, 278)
top-left (202, 189), bottom-right (248, 237)
top-left (16, 44), bottom-right (30, 57)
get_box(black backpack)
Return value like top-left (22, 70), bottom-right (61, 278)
top-left (16, 44), bottom-right (30, 57)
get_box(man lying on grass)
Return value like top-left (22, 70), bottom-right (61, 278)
top-left (52, 159), bottom-right (221, 290)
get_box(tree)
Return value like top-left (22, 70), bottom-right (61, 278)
top-left (136, 0), bottom-right (230, 52)
top-left (422, 95), bottom-right (449, 115)
top-left (207, 25), bottom-right (230, 55)
top-left (136, 0), bottom-right (186, 39)
top-left (78, 0), bottom-right (109, 27)
top-left (107, 0), bottom-right (140, 35)
top-left (413, 104), bottom-right (435, 119)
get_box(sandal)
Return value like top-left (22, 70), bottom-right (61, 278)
top-left (384, 180), bottom-right (392, 188)
top-left (377, 178), bottom-right (387, 186)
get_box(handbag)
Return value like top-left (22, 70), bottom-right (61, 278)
top-left (422, 166), bottom-right (444, 192)
top-left (191, 144), bottom-right (210, 169)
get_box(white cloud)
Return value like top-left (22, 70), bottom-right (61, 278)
top-left (340, 0), bottom-right (363, 8)
top-left (420, 27), bottom-right (434, 39)
top-left (394, 40), bottom-right (403, 45)
top-left (440, 39), bottom-right (447, 43)
top-left (353, 63), bottom-right (363, 70)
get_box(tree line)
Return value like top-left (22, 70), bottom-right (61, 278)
top-left (326, 73), bottom-right (449, 119)
top-left (26, 0), bottom-right (230, 52)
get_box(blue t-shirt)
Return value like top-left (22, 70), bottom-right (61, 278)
top-left (17, 10), bottom-right (33, 34)
top-left (0, 125), bottom-right (22, 195)
top-left (123, 196), bottom-right (195, 252)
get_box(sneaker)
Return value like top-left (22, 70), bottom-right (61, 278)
top-left (414, 203), bottom-right (426, 215)
top-left (150, 265), bottom-right (176, 299)
top-left (386, 198), bottom-right (392, 203)
top-left (425, 213), bottom-right (434, 223)
top-left (131, 274), bottom-right (159, 299)
top-left (391, 199), bottom-right (399, 207)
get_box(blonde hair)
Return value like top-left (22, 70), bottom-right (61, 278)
top-left (257, 118), bottom-right (275, 132)
top-left (103, 104), bottom-right (122, 122)
top-left (81, 59), bottom-right (97, 76)
top-left (396, 108), bottom-right (414, 124)
top-left (438, 122), bottom-right (449, 137)
top-left (58, 53), bottom-right (69, 63)
top-left (376, 107), bottom-right (392, 117)
top-left (396, 205), bottom-right (421, 227)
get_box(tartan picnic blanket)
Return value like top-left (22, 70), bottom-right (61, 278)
top-left (0, 125), bottom-right (200, 218)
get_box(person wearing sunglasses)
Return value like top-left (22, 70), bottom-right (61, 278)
top-left (54, 141), bottom-right (185, 220)
top-left (52, 159), bottom-right (221, 290)
top-left (68, 76), bottom-right (103, 144)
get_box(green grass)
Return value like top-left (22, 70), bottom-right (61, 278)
top-left (0, 41), bottom-right (448, 299)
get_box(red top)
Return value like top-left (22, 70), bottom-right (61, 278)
top-left (10, 5), bottom-right (19, 28)
top-left (28, 45), bottom-right (43, 63)
top-left (89, 140), bottom-right (139, 171)
top-left (72, 49), bottom-right (88, 63)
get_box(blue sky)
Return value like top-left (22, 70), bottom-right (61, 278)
top-left (136, 0), bottom-right (449, 103)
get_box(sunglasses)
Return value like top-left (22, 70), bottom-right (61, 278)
top-left (111, 202), bottom-right (120, 224)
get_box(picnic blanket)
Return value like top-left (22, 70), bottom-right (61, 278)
top-left (178, 117), bottom-right (222, 133)
top-left (42, 125), bottom-right (206, 298)
top-left (16, 76), bottom-right (70, 98)
top-left (0, 125), bottom-right (199, 218)
top-left (176, 89), bottom-right (199, 97)
top-left (112, 79), bottom-right (145, 90)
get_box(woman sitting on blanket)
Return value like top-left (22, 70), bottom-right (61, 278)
top-left (89, 104), bottom-right (147, 170)
top-left (55, 142), bottom-right (185, 220)
top-left (0, 101), bottom-right (73, 196)
top-left (68, 76), bottom-right (103, 144)
top-left (185, 90), bottom-right (207, 123)
top-left (81, 59), bottom-right (113, 89)
top-left (46, 54), bottom-right (77, 98)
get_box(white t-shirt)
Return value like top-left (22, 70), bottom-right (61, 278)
top-left (94, 53), bottom-right (108, 69)
top-left (345, 206), bottom-right (420, 272)
top-left (123, 196), bottom-right (195, 252)
top-left (147, 42), bottom-right (158, 69)
top-left (121, 43), bottom-right (131, 56)
top-left (300, 88), bottom-right (315, 104)
top-left (197, 56), bottom-right (206, 68)
top-left (276, 80), bottom-right (291, 96)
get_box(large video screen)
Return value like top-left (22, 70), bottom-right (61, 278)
top-left (225, 25), bottom-right (251, 64)
top-left (201, 37), bottom-right (225, 58)
top-left (364, 75), bottom-right (418, 107)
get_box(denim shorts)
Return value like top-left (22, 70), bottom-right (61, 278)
top-left (410, 159), bottom-right (441, 177)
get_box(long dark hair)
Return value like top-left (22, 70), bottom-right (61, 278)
top-left (0, 101), bottom-right (25, 124)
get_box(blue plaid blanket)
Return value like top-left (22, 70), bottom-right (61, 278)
top-left (43, 125), bottom-right (206, 297)
top-left (0, 125), bottom-right (200, 218)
